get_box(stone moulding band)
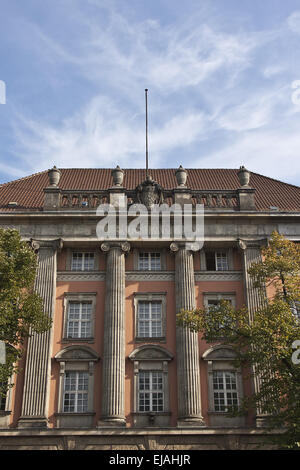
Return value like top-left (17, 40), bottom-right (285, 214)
top-left (56, 271), bottom-right (243, 282)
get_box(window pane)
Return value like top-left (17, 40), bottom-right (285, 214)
top-left (137, 301), bottom-right (162, 338)
top-left (63, 372), bottom-right (89, 413)
top-left (138, 372), bottom-right (164, 412)
top-left (67, 301), bottom-right (92, 338)
top-left (215, 252), bottom-right (228, 271)
top-left (138, 252), bottom-right (161, 271)
top-left (138, 253), bottom-right (149, 270)
top-left (71, 253), bottom-right (83, 271)
top-left (83, 253), bottom-right (95, 271)
top-left (150, 253), bottom-right (161, 271)
top-left (213, 371), bottom-right (238, 412)
top-left (205, 252), bottom-right (216, 270)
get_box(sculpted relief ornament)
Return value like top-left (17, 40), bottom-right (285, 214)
top-left (135, 175), bottom-right (164, 209)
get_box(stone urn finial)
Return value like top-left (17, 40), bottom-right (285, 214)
top-left (48, 165), bottom-right (61, 187)
top-left (175, 165), bottom-right (187, 187)
top-left (237, 165), bottom-right (250, 187)
top-left (111, 165), bottom-right (124, 187)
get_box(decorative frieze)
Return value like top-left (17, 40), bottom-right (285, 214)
top-left (57, 270), bottom-right (243, 282)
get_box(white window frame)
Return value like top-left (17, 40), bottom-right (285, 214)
top-left (134, 293), bottom-right (166, 340)
top-left (202, 345), bottom-right (244, 426)
top-left (129, 345), bottom-right (173, 427)
top-left (138, 371), bottom-right (164, 412)
top-left (63, 371), bottom-right (89, 413)
top-left (55, 345), bottom-right (100, 428)
top-left (63, 293), bottom-right (97, 341)
top-left (212, 370), bottom-right (239, 412)
top-left (138, 252), bottom-right (161, 271)
top-left (71, 252), bottom-right (95, 271)
top-left (200, 248), bottom-right (234, 271)
top-left (137, 300), bottom-right (163, 338)
top-left (204, 293), bottom-right (236, 336)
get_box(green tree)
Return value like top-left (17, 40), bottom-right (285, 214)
top-left (0, 229), bottom-right (51, 401)
top-left (177, 231), bottom-right (300, 448)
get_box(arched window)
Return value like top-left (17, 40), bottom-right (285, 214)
top-left (202, 345), bottom-right (245, 427)
top-left (129, 345), bottom-right (173, 427)
top-left (54, 345), bottom-right (100, 428)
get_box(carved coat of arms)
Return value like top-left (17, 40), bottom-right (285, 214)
top-left (135, 175), bottom-right (164, 209)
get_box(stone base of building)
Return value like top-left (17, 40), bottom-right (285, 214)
top-left (177, 417), bottom-right (206, 427)
top-left (0, 428), bottom-right (282, 450)
top-left (97, 417), bottom-right (126, 428)
top-left (17, 416), bottom-right (49, 429)
top-left (255, 415), bottom-right (273, 428)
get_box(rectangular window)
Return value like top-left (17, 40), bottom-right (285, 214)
top-left (205, 252), bottom-right (228, 271)
top-left (138, 252), bottom-right (161, 271)
top-left (137, 301), bottom-right (162, 338)
top-left (63, 371), bottom-right (89, 413)
top-left (67, 301), bottom-right (92, 338)
top-left (138, 371), bottom-right (164, 412)
top-left (213, 371), bottom-right (238, 412)
top-left (71, 252), bottom-right (95, 271)
top-left (207, 298), bottom-right (233, 333)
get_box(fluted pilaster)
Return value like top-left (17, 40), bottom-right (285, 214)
top-left (99, 241), bottom-right (130, 426)
top-left (171, 243), bottom-right (205, 426)
top-left (18, 239), bottom-right (62, 428)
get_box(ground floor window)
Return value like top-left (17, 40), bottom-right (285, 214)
top-left (213, 371), bottom-right (239, 412)
top-left (138, 371), bottom-right (164, 412)
top-left (63, 371), bottom-right (89, 413)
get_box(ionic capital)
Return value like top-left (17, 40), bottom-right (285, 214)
top-left (30, 238), bottom-right (63, 253)
top-left (101, 241), bottom-right (130, 253)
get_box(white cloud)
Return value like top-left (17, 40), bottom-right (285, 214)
top-left (287, 11), bottom-right (300, 34)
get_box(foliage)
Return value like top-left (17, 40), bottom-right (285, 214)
top-left (177, 231), bottom-right (300, 448)
top-left (0, 229), bottom-right (51, 400)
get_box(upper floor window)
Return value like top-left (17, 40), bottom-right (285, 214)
top-left (138, 252), bottom-right (161, 271)
top-left (137, 300), bottom-right (162, 338)
top-left (67, 301), bottom-right (92, 339)
top-left (205, 251), bottom-right (228, 271)
top-left (63, 371), bottom-right (89, 413)
top-left (213, 371), bottom-right (239, 412)
top-left (138, 371), bottom-right (164, 412)
top-left (71, 252), bottom-right (95, 271)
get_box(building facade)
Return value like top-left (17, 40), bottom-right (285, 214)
top-left (0, 166), bottom-right (299, 450)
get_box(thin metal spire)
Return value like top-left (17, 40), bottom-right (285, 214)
top-left (145, 88), bottom-right (149, 179)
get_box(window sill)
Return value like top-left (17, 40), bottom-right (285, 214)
top-left (0, 411), bottom-right (11, 416)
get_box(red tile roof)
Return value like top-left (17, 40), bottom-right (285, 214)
top-left (0, 168), bottom-right (299, 212)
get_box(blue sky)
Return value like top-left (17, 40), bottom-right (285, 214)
top-left (1, 0), bottom-right (300, 185)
